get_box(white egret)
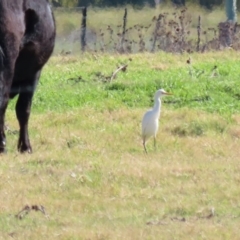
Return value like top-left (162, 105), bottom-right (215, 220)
top-left (141, 89), bottom-right (172, 153)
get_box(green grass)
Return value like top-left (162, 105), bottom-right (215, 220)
top-left (1, 50), bottom-right (240, 239)
top-left (22, 50), bottom-right (240, 116)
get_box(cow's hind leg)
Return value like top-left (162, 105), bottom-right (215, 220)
top-left (16, 71), bottom-right (41, 153)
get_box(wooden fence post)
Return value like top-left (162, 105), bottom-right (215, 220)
top-left (196, 16), bottom-right (201, 52)
top-left (120, 8), bottom-right (127, 53)
top-left (81, 7), bottom-right (87, 52)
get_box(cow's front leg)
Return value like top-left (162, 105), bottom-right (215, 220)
top-left (0, 113), bottom-right (6, 153)
top-left (0, 87), bottom-right (10, 153)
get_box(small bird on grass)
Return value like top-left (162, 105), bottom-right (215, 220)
top-left (141, 89), bottom-right (172, 153)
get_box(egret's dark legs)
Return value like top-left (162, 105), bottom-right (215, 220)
top-left (143, 139), bottom-right (148, 154)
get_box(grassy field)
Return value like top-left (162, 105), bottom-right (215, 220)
top-left (1, 50), bottom-right (240, 239)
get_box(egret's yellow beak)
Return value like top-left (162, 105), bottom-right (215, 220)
top-left (164, 92), bottom-right (173, 95)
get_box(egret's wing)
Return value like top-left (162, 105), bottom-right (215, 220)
top-left (141, 110), bottom-right (153, 139)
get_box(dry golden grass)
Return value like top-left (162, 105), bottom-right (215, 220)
top-left (1, 105), bottom-right (240, 239)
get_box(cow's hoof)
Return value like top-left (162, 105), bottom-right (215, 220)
top-left (18, 144), bottom-right (32, 154)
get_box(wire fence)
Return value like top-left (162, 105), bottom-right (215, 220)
top-left (53, 6), bottom-right (240, 55)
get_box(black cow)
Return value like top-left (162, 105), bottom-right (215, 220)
top-left (0, 0), bottom-right (56, 153)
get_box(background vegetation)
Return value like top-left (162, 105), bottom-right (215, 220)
top-left (54, 5), bottom-right (238, 55)
top-left (51, 0), bottom-right (236, 9)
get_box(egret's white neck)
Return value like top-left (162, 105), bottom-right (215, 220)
top-left (153, 97), bottom-right (161, 118)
